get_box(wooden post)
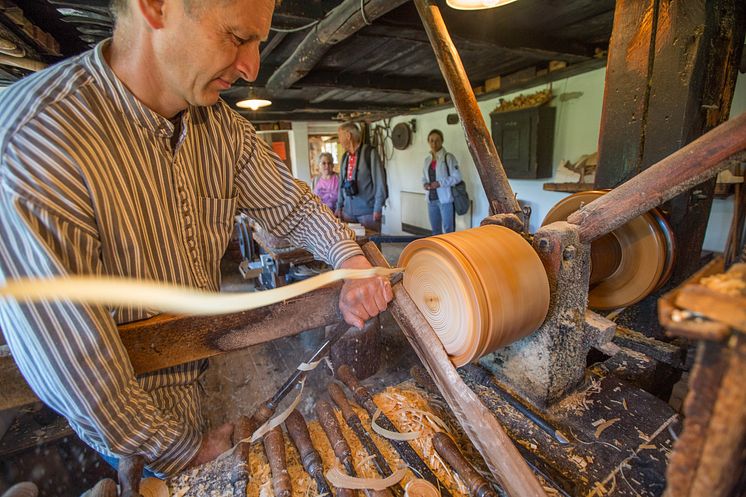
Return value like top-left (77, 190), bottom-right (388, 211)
top-left (594, 0), bottom-right (746, 282)
top-left (414, 0), bottom-right (522, 219)
top-left (266, 0), bottom-right (409, 90)
top-left (361, 242), bottom-right (547, 497)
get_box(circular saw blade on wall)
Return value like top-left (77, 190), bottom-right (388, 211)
top-left (392, 122), bottom-right (412, 150)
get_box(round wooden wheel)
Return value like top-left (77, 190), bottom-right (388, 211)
top-left (542, 191), bottom-right (675, 310)
top-left (398, 225), bottom-right (550, 367)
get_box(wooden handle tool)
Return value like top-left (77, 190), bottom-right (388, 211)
top-left (336, 365), bottom-right (451, 497)
top-left (315, 400), bottom-right (357, 497)
top-left (328, 383), bottom-right (401, 497)
top-left (285, 409), bottom-right (333, 497)
top-left (263, 426), bottom-right (292, 497)
top-left (433, 432), bottom-right (498, 497)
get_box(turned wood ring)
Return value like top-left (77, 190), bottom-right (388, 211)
top-left (542, 191), bottom-right (675, 310)
top-left (398, 225), bottom-right (550, 367)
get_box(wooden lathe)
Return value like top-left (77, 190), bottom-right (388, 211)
top-left (1, 2), bottom-right (745, 497)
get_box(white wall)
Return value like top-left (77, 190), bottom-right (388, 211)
top-left (704, 76), bottom-right (746, 251)
top-left (377, 69), bottom-right (746, 252)
top-left (380, 67), bottom-right (608, 235)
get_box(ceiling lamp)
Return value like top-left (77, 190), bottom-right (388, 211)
top-left (446, 0), bottom-right (517, 10)
top-left (236, 88), bottom-right (272, 111)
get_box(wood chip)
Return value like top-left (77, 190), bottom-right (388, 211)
top-left (594, 418), bottom-right (620, 439)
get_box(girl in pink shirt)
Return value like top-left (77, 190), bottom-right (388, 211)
top-left (313, 152), bottom-right (340, 211)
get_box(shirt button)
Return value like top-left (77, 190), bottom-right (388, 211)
top-left (188, 240), bottom-right (196, 248)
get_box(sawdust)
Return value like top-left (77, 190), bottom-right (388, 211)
top-left (699, 263), bottom-right (746, 296)
top-left (169, 385), bottom-right (482, 497)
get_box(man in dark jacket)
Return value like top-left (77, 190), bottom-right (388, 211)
top-left (335, 123), bottom-right (386, 232)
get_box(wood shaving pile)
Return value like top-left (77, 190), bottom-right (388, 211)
top-left (171, 385), bottom-right (486, 497)
top-left (700, 263), bottom-right (746, 296)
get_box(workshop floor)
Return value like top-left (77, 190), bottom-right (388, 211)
top-left (203, 242), bottom-right (419, 428)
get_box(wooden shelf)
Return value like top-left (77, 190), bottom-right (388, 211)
top-left (543, 182), bottom-right (596, 193)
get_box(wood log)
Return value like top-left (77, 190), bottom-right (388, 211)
top-left (414, 0), bottom-right (522, 220)
top-left (266, 0), bottom-right (409, 90)
top-left (567, 115), bottom-right (746, 243)
top-left (0, 283), bottom-right (343, 410)
top-left (361, 242), bottom-right (547, 497)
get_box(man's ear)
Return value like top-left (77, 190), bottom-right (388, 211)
top-left (137, 0), bottom-right (166, 29)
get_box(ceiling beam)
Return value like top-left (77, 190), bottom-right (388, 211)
top-left (365, 23), bottom-right (593, 63)
top-left (266, 0), bottom-right (410, 90)
top-left (299, 70), bottom-right (449, 95)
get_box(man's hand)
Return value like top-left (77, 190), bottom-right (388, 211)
top-left (373, 212), bottom-right (382, 222)
top-left (339, 255), bottom-right (393, 329)
top-left (187, 423), bottom-right (234, 468)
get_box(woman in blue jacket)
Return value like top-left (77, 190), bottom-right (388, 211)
top-left (422, 129), bottom-right (462, 234)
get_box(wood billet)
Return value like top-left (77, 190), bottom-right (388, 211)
top-left (361, 242), bottom-right (548, 497)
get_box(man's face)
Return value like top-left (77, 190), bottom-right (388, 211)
top-left (155, 0), bottom-right (274, 109)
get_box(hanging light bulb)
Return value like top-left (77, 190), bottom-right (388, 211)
top-left (236, 87), bottom-right (272, 111)
top-left (446, 0), bottom-right (517, 10)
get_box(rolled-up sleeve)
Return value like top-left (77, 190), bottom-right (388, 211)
top-left (234, 123), bottom-right (363, 268)
top-left (0, 140), bottom-right (201, 477)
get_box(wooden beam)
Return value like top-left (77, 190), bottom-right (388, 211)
top-left (415, 0), bottom-right (521, 219)
top-left (260, 32), bottom-right (287, 61)
top-left (266, 0), bottom-right (410, 90)
top-left (362, 24), bottom-right (593, 64)
top-left (0, 284), bottom-right (343, 410)
top-left (361, 242), bottom-right (548, 497)
top-left (299, 70), bottom-right (449, 96)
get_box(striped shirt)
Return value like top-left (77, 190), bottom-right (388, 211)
top-left (0, 41), bottom-right (362, 476)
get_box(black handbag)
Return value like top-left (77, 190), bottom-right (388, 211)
top-left (445, 154), bottom-right (470, 215)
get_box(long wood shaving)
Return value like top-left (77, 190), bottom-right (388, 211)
top-left (0, 267), bottom-right (401, 315)
top-left (325, 467), bottom-right (407, 490)
top-left (372, 408), bottom-right (421, 441)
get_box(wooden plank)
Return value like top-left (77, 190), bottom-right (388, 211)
top-left (0, 284), bottom-right (343, 410)
top-left (415, 0), bottom-right (522, 220)
top-left (665, 335), bottom-right (746, 497)
top-left (266, 0), bottom-right (410, 90)
top-left (361, 242), bottom-right (548, 497)
top-left (542, 182), bottom-right (595, 193)
top-left (675, 285), bottom-right (746, 333)
top-left (299, 70), bottom-right (448, 96)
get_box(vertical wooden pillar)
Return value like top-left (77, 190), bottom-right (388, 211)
top-left (596, 0), bottom-right (745, 283)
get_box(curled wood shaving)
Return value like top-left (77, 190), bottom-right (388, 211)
top-left (0, 267), bottom-right (400, 315)
top-left (594, 418), bottom-right (620, 439)
top-left (325, 467), bottom-right (407, 490)
top-left (372, 408), bottom-right (421, 441)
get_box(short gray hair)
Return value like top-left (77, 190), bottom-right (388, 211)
top-left (338, 122), bottom-right (361, 142)
top-left (318, 152), bottom-right (334, 165)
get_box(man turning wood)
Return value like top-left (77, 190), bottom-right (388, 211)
top-left (0, 0), bottom-right (392, 478)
